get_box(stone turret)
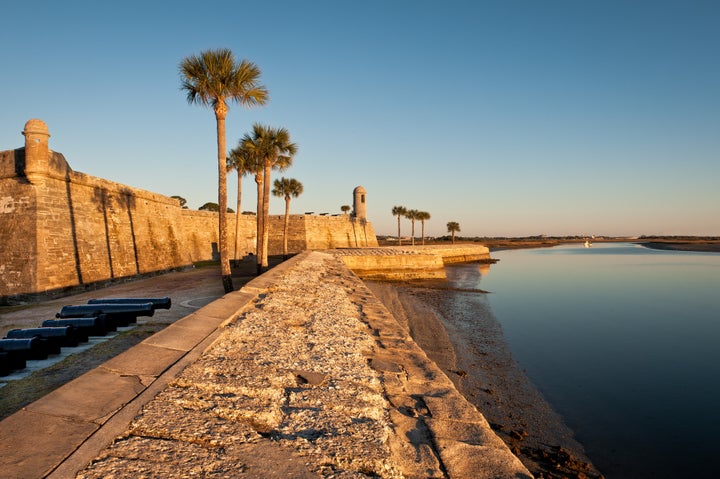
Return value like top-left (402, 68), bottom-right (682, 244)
top-left (22, 119), bottom-right (51, 178)
top-left (353, 186), bottom-right (367, 220)
top-left (19, 119), bottom-right (71, 180)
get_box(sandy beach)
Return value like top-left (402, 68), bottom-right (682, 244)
top-left (365, 280), bottom-right (603, 479)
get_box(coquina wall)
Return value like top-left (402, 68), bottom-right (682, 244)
top-left (0, 120), bottom-right (377, 302)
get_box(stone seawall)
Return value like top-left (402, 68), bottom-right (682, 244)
top-left (336, 244), bottom-right (491, 280)
top-left (0, 251), bottom-right (529, 478)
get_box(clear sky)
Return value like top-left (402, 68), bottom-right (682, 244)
top-left (1, 1), bottom-right (718, 237)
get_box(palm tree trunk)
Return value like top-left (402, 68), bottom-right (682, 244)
top-left (411, 220), bottom-right (415, 246)
top-left (452, 231), bottom-right (455, 244)
top-left (255, 173), bottom-right (263, 275)
top-left (215, 106), bottom-right (233, 293)
top-left (421, 221), bottom-right (425, 245)
top-left (283, 196), bottom-right (290, 259)
top-left (234, 171), bottom-right (242, 262)
top-left (261, 160), bottom-right (272, 270)
top-left (397, 216), bottom-right (402, 246)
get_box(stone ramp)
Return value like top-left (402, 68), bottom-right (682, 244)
top-left (0, 251), bottom-right (530, 478)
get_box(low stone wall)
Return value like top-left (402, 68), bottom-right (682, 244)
top-left (385, 244), bottom-right (492, 263)
top-left (336, 244), bottom-right (491, 280)
top-left (339, 252), bottom-right (446, 280)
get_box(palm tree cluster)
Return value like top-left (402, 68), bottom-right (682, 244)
top-left (392, 206), bottom-right (431, 246)
top-left (180, 48), bottom-right (301, 289)
top-left (230, 124), bottom-right (298, 275)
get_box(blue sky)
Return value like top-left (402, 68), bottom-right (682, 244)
top-left (1, 1), bottom-right (718, 237)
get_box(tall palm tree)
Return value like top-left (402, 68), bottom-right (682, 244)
top-left (272, 177), bottom-right (303, 259)
top-left (242, 124), bottom-right (297, 273)
top-left (405, 209), bottom-right (419, 246)
top-left (417, 211), bottom-right (431, 245)
top-left (447, 221), bottom-right (461, 244)
top-left (392, 206), bottom-right (407, 245)
top-left (180, 48), bottom-right (268, 292)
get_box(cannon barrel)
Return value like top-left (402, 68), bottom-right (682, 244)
top-left (87, 297), bottom-right (171, 310)
top-left (3, 330), bottom-right (62, 355)
top-left (57, 303), bottom-right (154, 317)
top-left (42, 316), bottom-right (109, 338)
top-left (0, 337), bottom-right (50, 361)
top-left (57, 303), bottom-right (153, 327)
top-left (6, 326), bottom-right (81, 348)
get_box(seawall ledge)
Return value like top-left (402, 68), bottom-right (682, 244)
top-left (0, 249), bottom-right (527, 478)
top-left (333, 244), bottom-right (492, 280)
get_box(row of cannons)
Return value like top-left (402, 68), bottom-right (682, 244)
top-left (0, 298), bottom-right (171, 377)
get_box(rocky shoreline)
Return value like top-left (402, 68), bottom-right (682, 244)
top-left (364, 280), bottom-right (604, 479)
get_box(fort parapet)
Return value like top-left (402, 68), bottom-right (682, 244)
top-left (1, 120), bottom-right (377, 302)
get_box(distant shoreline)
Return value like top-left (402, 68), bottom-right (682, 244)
top-left (379, 237), bottom-right (720, 254)
top-left (640, 241), bottom-right (720, 253)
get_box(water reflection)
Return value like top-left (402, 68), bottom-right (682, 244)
top-left (446, 243), bottom-right (720, 479)
top-left (477, 262), bottom-right (491, 277)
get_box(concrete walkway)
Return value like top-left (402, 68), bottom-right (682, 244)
top-left (0, 251), bottom-right (530, 478)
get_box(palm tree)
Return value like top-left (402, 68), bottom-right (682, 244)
top-left (241, 124), bottom-right (297, 273)
top-left (180, 48), bottom-right (268, 293)
top-left (272, 177), bottom-right (303, 259)
top-left (417, 211), bottom-right (431, 245)
top-left (447, 221), bottom-right (461, 244)
top-left (228, 138), bottom-right (263, 261)
top-left (405, 209), bottom-right (419, 246)
top-left (341, 205), bottom-right (351, 215)
top-left (231, 135), bottom-right (266, 259)
top-left (392, 206), bottom-right (407, 245)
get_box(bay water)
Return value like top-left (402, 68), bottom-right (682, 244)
top-left (445, 243), bottom-right (720, 478)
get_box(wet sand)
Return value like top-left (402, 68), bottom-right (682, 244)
top-left (365, 280), bottom-right (603, 479)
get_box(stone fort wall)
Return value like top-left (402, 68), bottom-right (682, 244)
top-left (0, 120), bottom-right (377, 302)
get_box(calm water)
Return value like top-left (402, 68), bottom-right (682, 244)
top-left (446, 243), bottom-right (720, 479)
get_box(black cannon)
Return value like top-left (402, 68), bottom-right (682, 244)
top-left (3, 329), bottom-right (63, 355)
top-left (57, 303), bottom-right (153, 327)
top-left (0, 351), bottom-right (25, 375)
top-left (5, 326), bottom-right (81, 349)
top-left (0, 351), bottom-right (14, 376)
top-left (42, 316), bottom-right (110, 339)
top-left (87, 297), bottom-right (171, 310)
top-left (0, 337), bottom-right (50, 361)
